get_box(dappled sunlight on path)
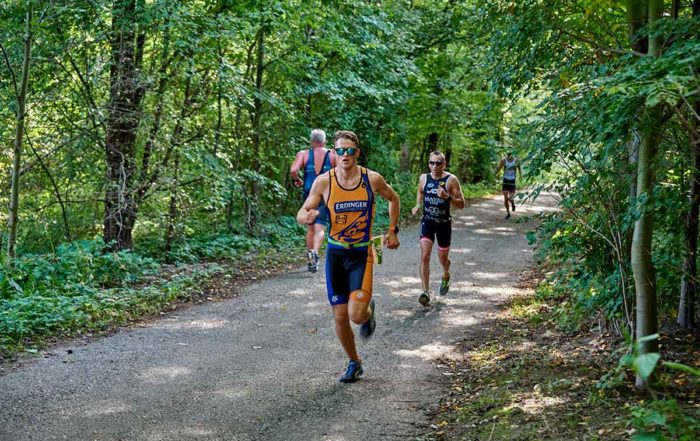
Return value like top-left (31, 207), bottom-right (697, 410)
top-left (0, 192), bottom-right (559, 441)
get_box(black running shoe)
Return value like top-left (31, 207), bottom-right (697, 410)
top-left (511, 199), bottom-right (516, 211)
top-left (359, 299), bottom-right (376, 339)
top-left (505, 213), bottom-right (511, 219)
top-left (339, 359), bottom-right (364, 383)
top-left (306, 250), bottom-right (314, 272)
top-left (419, 291), bottom-right (430, 307)
top-left (307, 250), bottom-right (319, 273)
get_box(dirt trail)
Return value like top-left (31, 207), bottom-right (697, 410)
top-left (0, 193), bottom-right (557, 441)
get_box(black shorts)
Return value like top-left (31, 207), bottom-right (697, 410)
top-left (325, 245), bottom-right (373, 305)
top-left (502, 179), bottom-right (516, 192)
top-left (420, 220), bottom-right (452, 249)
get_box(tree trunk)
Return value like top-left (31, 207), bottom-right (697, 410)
top-left (7, 7), bottom-right (33, 260)
top-left (427, 132), bottom-right (439, 152)
top-left (678, 1), bottom-right (700, 328)
top-left (631, 110), bottom-right (662, 390)
top-left (679, 114), bottom-right (700, 328)
top-left (630, 0), bottom-right (663, 392)
top-left (400, 143), bottom-right (411, 172)
top-left (246, 20), bottom-right (266, 231)
top-left (626, 0), bottom-right (649, 55)
top-left (103, 0), bottom-right (145, 251)
top-left (164, 153), bottom-right (180, 257)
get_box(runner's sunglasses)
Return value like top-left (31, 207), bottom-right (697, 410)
top-left (335, 147), bottom-right (358, 156)
top-left (429, 160), bottom-right (444, 166)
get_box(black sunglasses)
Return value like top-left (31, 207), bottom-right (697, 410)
top-left (429, 160), bottom-right (444, 166)
top-left (335, 147), bottom-right (358, 156)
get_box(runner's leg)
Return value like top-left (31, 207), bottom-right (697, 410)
top-left (332, 304), bottom-right (360, 361)
top-left (438, 248), bottom-right (450, 280)
top-left (348, 294), bottom-right (371, 324)
top-left (312, 224), bottom-right (325, 253)
top-left (305, 225), bottom-right (314, 250)
top-left (348, 246), bottom-right (373, 324)
top-left (420, 239), bottom-right (433, 293)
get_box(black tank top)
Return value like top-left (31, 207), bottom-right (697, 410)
top-left (422, 173), bottom-right (451, 223)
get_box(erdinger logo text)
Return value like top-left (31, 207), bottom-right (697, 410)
top-left (334, 201), bottom-right (368, 213)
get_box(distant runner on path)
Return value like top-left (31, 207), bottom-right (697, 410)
top-left (297, 130), bottom-right (400, 383)
top-left (290, 129), bottom-right (336, 272)
top-left (495, 151), bottom-right (522, 219)
top-left (411, 151), bottom-right (465, 307)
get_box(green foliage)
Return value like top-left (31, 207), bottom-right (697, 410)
top-left (0, 265), bottom-right (222, 355)
top-left (0, 239), bottom-right (159, 299)
top-left (630, 399), bottom-right (700, 441)
top-left (628, 357), bottom-right (700, 440)
top-left (486, 0), bottom-right (700, 339)
top-left (595, 334), bottom-right (700, 440)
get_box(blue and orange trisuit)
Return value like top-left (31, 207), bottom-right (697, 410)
top-left (325, 167), bottom-right (375, 306)
top-left (303, 148), bottom-right (333, 225)
top-left (420, 173), bottom-right (453, 250)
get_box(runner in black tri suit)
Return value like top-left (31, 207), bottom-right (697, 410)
top-left (412, 151), bottom-right (465, 306)
top-left (290, 129), bottom-right (335, 272)
top-left (495, 151), bottom-right (522, 219)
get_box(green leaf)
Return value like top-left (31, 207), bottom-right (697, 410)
top-left (8, 278), bottom-right (23, 294)
top-left (633, 353), bottom-right (661, 381)
top-left (644, 410), bottom-right (666, 426)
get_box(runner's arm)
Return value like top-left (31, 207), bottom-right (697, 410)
top-left (412, 174), bottom-right (425, 216)
top-left (369, 172), bottom-right (400, 249)
top-left (447, 176), bottom-right (466, 209)
top-left (290, 151), bottom-right (306, 187)
top-left (495, 158), bottom-right (504, 174)
top-left (296, 173), bottom-right (328, 225)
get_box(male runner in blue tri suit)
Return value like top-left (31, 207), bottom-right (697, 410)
top-left (412, 151), bottom-right (465, 306)
top-left (297, 130), bottom-right (400, 383)
top-left (290, 129), bottom-right (335, 272)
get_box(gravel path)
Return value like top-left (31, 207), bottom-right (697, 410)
top-left (0, 193), bottom-right (557, 441)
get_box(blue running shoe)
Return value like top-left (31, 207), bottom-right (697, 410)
top-left (359, 299), bottom-right (376, 339)
top-left (339, 359), bottom-right (364, 383)
top-left (439, 274), bottom-right (451, 296)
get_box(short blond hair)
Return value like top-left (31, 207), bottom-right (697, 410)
top-left (333, 130), bottom-right (360, 147)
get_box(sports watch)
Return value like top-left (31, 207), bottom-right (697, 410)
top-left (389, 225), bottom-right (399, 234)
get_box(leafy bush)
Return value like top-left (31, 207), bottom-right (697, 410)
top-left (0, 238), bottom-right (159, 299)
top-left (0, 265), bottom-right (221, 355)
top-left (630, 399), bottom-right (700, 441)
top-left (157, 216), bottom-right (305, 263)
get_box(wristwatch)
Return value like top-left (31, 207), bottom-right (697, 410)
top-left (446, 195), bottom-right (453, 202)
top-left (389, 225), bottom-right (400, 234)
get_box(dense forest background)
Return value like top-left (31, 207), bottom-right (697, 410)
top-left (2, 0), bottom-right (699, 437)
